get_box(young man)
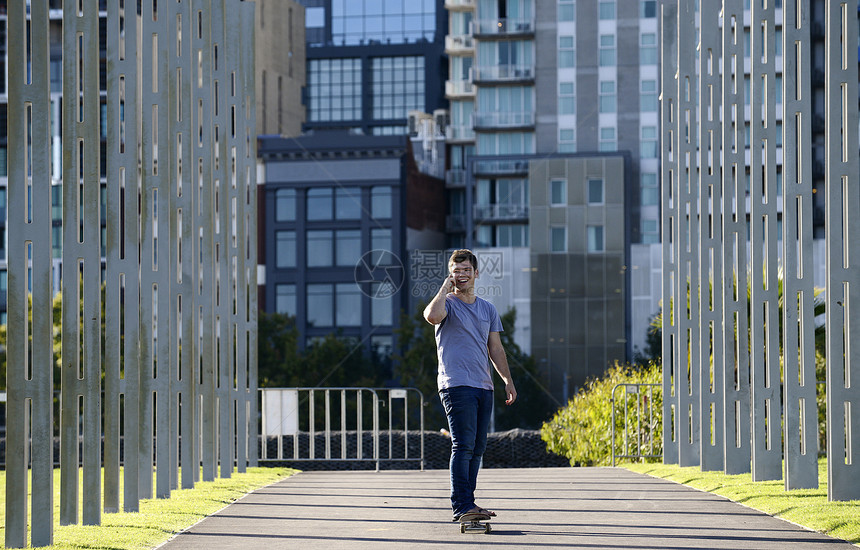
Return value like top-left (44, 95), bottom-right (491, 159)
top-left (424, 249), bottom-right (517, 522)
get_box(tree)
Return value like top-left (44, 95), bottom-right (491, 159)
top-left (257, 310), bottom-right (383, 389)
top-left (494, 308), bottom-right (562, 430)
top-left (393, 302), bottom-right (559, 431)
top-left (392, 301), bottom-right (445, 428)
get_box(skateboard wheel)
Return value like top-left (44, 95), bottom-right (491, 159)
top-left (460, 523), bottom-right (466, 533)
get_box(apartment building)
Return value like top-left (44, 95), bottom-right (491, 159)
top-left (296, 0), bottom-right (449, 136)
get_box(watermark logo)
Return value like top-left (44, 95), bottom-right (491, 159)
top-left (409, 249), bottom-right (505, 298)
top-left (354, 249), bottom-right (405, 298)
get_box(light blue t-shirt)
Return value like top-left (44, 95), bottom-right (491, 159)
top-left (435, 294), bottom-right (504, 392)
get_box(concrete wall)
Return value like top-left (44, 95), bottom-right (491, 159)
top-left (256, 0), bottom-right (306, 137)
top-left (529, 155), bottom-right (627, 401)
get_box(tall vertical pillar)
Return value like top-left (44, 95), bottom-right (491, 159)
top-left (749, 0), bottom-right (783, 483)
top-left (169, 0), bottom-right (197, 490)
top-left (697, 0), bottom-right (724, 472)
top-left (5, 1), bottom-right (54, 546)
top-left (139, 0), bottom-right (173, 499)
top-left (241, 0), bottom-right (260, 469)
top-left (212, 0), bottom-right (235, 478)
top-left (825, 0), bottom-right (860, 501)
top-left (193, 1), bottom-right (218, 482)
top-left (674, 0), bottom-right (700, 467)
top-left (105, 0), bottom-right (143, 512)
top-left (660, 1), bottom-right (679, 465)
top-left (60, 0), bottom-right (103, 526)
top-left (782, 0), bottom-right (819, 490)
top-left (721, 0), bottom-right (751, 476)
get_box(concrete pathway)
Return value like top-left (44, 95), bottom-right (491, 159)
top-left (159, 467), bottom-right (857, 549)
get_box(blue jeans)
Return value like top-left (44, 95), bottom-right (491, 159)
top-left (439, 386), bottom-right (494, 517)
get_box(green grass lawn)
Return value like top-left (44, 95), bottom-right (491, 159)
top-left (623, 459), bottom-right (860, 546)
top-left (0, 466), bottom-right (297, 549)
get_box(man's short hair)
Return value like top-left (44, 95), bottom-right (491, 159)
top-left (448, 249), bottom-right (478, 271)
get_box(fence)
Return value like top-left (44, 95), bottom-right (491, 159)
top-left (611, 383), bottom-right (662, 467)
top-left (259, 387), bottom-right (425, 471)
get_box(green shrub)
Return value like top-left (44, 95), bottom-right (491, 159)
top-left (541, 361), bottom-right (662, 466)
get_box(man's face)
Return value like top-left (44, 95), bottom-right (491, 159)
top-left (449, 260), bottom-right (477, 291)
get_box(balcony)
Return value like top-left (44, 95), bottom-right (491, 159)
top-left (473, 17), bottom-right (535, 38)
top-left (473, 204), bottom-right (529, 221)
top-left (447, 124), bottom-right (476, 143)
top-left (445, 79), bottom-right (476, 99)
top-left (473, 65), bottom-right (534, 84)
top-left (473, 111), bottom-right (535, 131)
top-left (445, 34), bottom-right (475, 55)
top-left (446, 169), bottom-right (468, 188)
top-left (474, 160), bottom-right (530, 176)
top-left (444, 0), bottom-right (475, 11)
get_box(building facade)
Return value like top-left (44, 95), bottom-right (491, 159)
top-left (256, 0), bottom-right (307, 137)
top-left (257, 131), bottom-right (445, 370)
top-left (296, 0), bottom-right (449, 136)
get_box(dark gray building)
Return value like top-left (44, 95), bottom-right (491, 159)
top-left (257, 131), bottom-right (445, 366)
top-left (296, 0), bottom-right (449, 136)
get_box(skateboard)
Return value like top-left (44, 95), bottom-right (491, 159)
top-left (458, 512), bottom-right (492, 534)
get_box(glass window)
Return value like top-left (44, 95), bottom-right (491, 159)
top-left (0, 269), bottom-right (6, 293)
top-left (599, 127), bottom-right (616, 151)
top-left (336, 187), bottom-right (362, 219)
top-left (52, 184), bottom-right (62, 220)
top-left (308, 58), bottom-right (362, 122)
top-left (371, 186), bottom-right (392, 219)
top-left (551, 179), bottom-right (567, 205)
top-left (588, 179), bottom-right (604, 204)
top-left (336, 283), bottom-right (362, 326)
top-left (599, 80), bottom-right (616, 113)
top-left (371, 228), bottom-right (392, 264)
top-left (372, 56), bottom-right (425, 120)
top-left (559, 81), bottom-right (575, 115)
top-left (307, 284), bottom-right (333, 327)
top-left (588, 226), bottom-right (605, 252)
top-left (640, 33), bottom-right (657, 65)
top-left (559, 128), bottom-right (576, 152)
top-left (275, 188), bottom-right (296, 221)
top-left (275, 231), bottom-right (296, 268)
top-left (336, 229), bottom-right (362, 266)
top-left (371, 283), bottom-right (394, 326)
top-left (559, 0), bottom-right (575, 21)
top-left (306, 7), bottom-right (325, 27)
top-left (559, 36), bottom-right (575, 68)
top-left (550, 227), bottom-right (567, 253)
top-left (275, 284), bottom-right (297, 316)
top-left (641, 172), bottom-right (659, 206)
top-left (599, 34), bottom-right (616, 67)
top-left (640, 79), bottom-right (658, 111)
top-left (640, 0), bottom-right (656, 17)
top-left (307, 230), bottom-right (334, 267)
top-left (496, 224), bottom-right (528, 247)
top-left (332, 0), bottom-right (435, 45)
top-left (641, 126), bottom-right (658, 158)
top-left (307, 188), bottom-right (333, 220)
top-left (599, 0), bottom-right (615, 19)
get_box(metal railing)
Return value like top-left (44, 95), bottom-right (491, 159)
top-left (611, 383), bottom-right (661, 467)
top-left (259, 387), bottom-right (424, 470)
top-left (473, 203), bottom-right (529, 221)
